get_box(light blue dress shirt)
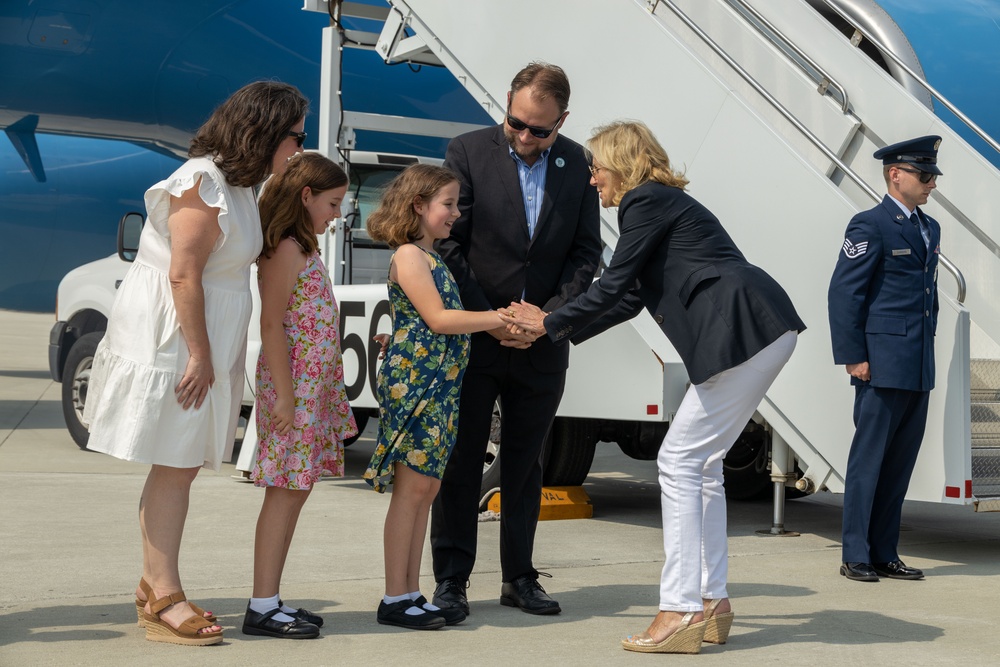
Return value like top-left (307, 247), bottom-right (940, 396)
top-left (509, 145), bottom-right (550, 239)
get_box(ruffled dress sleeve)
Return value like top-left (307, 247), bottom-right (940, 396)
top-left (143, 157), bottom-right (234, 253)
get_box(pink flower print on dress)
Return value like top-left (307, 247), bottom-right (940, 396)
top-left (302, 279), bottom-right (322, 301)
top-left (251, 251), bottom-right (356, 490)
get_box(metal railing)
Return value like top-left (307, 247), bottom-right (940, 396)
top-left (726, 0), bottom-right (850, 113)
top-left (820, 0), bottom-right (1000, 156)
top-left (646, 0), bottom-right (967, 302)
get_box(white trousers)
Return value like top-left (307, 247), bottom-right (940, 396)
top-left (658, 331), bottom-right (797, 611)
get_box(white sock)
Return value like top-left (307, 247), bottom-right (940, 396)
top-left (250, 594), bottom-right (294, 623)
top-left (409, 591), bottom-right (440, 611)
top-left (384, 593), bottom-right (426, 616)
top-left (279, 603), bottom-right (298, 615)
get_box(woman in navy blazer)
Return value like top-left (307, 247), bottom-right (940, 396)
top-left (502, 121), bottom-right (805, 654)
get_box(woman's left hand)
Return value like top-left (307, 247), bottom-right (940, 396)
top-left (175, 355), bottom-right (215, 410)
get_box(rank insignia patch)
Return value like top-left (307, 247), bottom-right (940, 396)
top-left (842, 238), bottom-right (868, 259)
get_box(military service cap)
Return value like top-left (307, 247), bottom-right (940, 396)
top-left (873, 135), bottom-right (943, 175)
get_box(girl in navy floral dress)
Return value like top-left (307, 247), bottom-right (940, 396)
top-left (364, 164), bottom-right (503, 630)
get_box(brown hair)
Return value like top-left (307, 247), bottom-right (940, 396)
top-left (189, 81), bottom-right (309, 188)
top-left (366, 164), bottom-right (459, 248)
top-left (258, 152), bottom-right (348, 258)
top-left (587, 120), bottom-right (689, 206)
top-left (510, 61), bottom-right (571, 113)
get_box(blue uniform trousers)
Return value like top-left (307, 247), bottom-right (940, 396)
top-left (841, 384), bottom-right (929, 563)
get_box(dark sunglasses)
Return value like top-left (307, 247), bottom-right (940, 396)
top-left (896, 166), bottom-right (938, 184)
top-left (505, 105), bottom-right (563, 139)
top-left (288, 131), bottom-right (307, 148)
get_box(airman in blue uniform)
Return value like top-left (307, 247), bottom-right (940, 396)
top-left (828, 135), bottom-right (943, 582)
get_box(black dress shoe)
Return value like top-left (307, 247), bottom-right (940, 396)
top-left (500, 574), bottom-right (561, 615)
top-left (840, 562), bottom-right (879, 582)
top-left (242, 605), bottom-right (321, 639)
top-left (432, 578), bottom-right (470, 616)
top-left (414, 594), bottom-right (466, 625)
top-left (873, 560), bottom-right (924, 580)
top-left (278, 599), bottom-right (324, 627)
top-left (376, 599), bottom-right (446, 630)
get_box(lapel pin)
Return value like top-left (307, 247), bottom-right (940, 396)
top-left (555, 157), bottom-right (565, 168)
top-left (896, 214), bottom-right (904, 220)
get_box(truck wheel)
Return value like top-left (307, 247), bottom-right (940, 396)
top-left (61, 332), bottom-right (104, 450)
top-left (479, 402), bottom-right (502, 507)
top-left (722, 428), bottom-right (771, 500)
top-left (542, 417), bottom-right (599, 487)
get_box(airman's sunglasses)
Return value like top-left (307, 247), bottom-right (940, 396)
top-left (896, 166), bottom-right (938, 184)
top-left (505, 105), bottom-right (562, 139)
top-left (288, 131), bottom-right (307, 148)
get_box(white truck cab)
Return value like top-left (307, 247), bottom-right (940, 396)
top-left (48, 149), bottom-right (771, 504)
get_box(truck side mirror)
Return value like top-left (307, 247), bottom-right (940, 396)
top-left (117, 212), bottom-right (144, 262)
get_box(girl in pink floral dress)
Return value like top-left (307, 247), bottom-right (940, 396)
top-left (244, 153), bottom-right (357, 640)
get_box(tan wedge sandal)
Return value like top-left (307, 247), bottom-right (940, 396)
top-left (143, 591), bottom-right (223, 646)
top-left (703, 598), bottom-right (735, 644)
top-left (135, 578), bottom-right (217, 628)
top-left (621, 612), bottom-right (706, 654)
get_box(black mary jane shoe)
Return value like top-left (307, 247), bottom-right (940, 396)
top-left (377, 599), bottom-right (446, 630)
top-left (242, 605), bottom-right (321, 639)
top-left (278, 599), bottom-right (324, 627)
top-left (414, 594), bottom-right (466, 625)
top-left (873, 560), bottom-right (924, 580)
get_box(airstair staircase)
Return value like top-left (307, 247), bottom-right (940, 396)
top-left (369, 0), bottom-right (1000, 510)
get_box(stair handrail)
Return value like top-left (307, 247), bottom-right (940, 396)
top-left (819, 0), bottom-right (1000, 156)
top-left (724, 0), bottom-right (850, 113)
top-left (646, 0), bottom-right (966, 303)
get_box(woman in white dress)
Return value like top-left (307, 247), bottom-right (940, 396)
top-left (84, 81), bottom-right (308, 646)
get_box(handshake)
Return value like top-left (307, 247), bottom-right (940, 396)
top-left (495, 300), bottom-right (548, 349)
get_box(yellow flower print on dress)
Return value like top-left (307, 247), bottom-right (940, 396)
top-left (364, 249), bottom-right (471, 493)
top-left (406, 450), bottom-right (428, 467)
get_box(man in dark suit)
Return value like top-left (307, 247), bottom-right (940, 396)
top-left (430, 62), bottom-right (601, 616)
top-left (829, 135), bottom-right (943, 582)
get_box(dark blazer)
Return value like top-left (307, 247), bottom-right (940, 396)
top-left (545, 181), bottom-right (805, 385)
top-left (828, 195), bottom-right (940, 391)
top-left (436, 125), bottom-right (601, 373)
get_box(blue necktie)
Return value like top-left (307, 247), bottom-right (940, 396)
top-left (911, 212), bottom-right (930, 250)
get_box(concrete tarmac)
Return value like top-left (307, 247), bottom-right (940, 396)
top-left (2, 309), bottom-right (999, 666)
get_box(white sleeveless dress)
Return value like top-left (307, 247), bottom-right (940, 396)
top-left (84, 157), bottom-right (263, 470)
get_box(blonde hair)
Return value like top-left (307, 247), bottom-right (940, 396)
top-left (587, 120), bottom-right (689, 206)
top-left (367, 164), bottom-right (459, 248)
top-left (258, 152), bottom-right (348, 258)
